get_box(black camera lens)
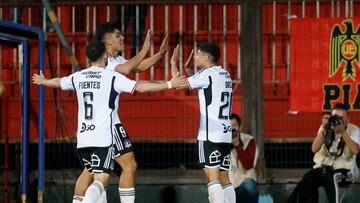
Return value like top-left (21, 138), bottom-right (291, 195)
top-left (328, 115), bottom-right (343, 127)
top-left (232, 129), bottom-right (238, 139)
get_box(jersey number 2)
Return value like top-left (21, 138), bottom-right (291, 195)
top-left (83, 92), bottom-right (93, 120)
top-left (218, 92), bottom-right (232, 119)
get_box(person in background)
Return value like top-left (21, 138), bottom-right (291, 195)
top-left (229, 113), bottom-right (259, 203)
top-left (287, 104), bottom-right (360, 203)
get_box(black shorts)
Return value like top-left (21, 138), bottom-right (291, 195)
top-left (113, 123), bottom-right (133, 157)
top-left (77, 146), bottom-right (114, 174)
top-left (197, 140), bottom-right (231, 171)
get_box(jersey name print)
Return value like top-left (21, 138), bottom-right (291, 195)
top-left (60, 66), bottom-right (137, 148)
top-left (187, 66), bottom-right (233, 143)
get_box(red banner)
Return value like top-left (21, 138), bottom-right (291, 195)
top-left (290, 17), bottom-right (360, 112)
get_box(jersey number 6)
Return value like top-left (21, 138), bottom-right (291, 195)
top-left (83, 92), bottom-right (94, 120)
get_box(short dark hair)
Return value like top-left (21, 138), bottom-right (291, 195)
top-left (197, 42), bottom-right (220, 63)
top-left (332, 103), bottom-right (349, 112)
top-left (85, 40), bottom-right (106, 62)
top-left (94, 22), bottom-right (121, 41)
top-left (230, 113), bottom-right (242, 127)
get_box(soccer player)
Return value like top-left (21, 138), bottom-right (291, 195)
top-left (32, 40), bottom-right (185, 203)
top-left (170, 42), bottom-right (236, 203)
top-left (73, 22), bottom-right (168, 203)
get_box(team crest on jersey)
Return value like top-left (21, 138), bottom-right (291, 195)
top-left (222, 154), bottom-right (230, 167)
top-left (91, 154), bottom-right (100, 167)
top-left (330, 19), bottom-right (360, 81)
top-left (209, 150), bottom-right (221, 164)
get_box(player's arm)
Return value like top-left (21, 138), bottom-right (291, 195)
top-left (32, 71), bottom-right (61, 88)
top-left (134, 34), bottom-right (168, 72)
top-left (184, 49), bottom-right (194, 77)
top-left (170, 45), bottom-right (194, 77)
top-left (113, 30), bottom-right (151, 75)
top-left (135, 72), bottom-right (186, 93)
top-left (170, 44), bottom-right (180, 77)
top-left (170, 45), bottom-right (188, 90)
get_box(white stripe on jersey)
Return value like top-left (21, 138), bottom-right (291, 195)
top-left (104, 147), bottom-right (112, 169)
top-left (199, 141), bottom-right (205, 163)
top-left (114, 127), bottom-right (124, 150)
top-left (187, 66), bottom-right (233, 143)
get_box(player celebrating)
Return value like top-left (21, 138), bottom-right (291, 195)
top-left (171, 42), bottom-right (236, 203)
top-left (32, 40), bottom-right (185, 203)
top-left (73, 22), bottom-right (168, 203)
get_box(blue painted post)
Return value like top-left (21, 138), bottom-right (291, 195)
top-left (21, 40), bottom-right (30, 203)
top-left (0, 21), bottom-right (46, 202)
top-left (37, 30), bottom-right (46, 203)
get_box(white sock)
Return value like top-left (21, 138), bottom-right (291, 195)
top-left (72, 195), bottom-right (83, 203)
top-left (119, 187), bottom-right (135, 203)
top-left (83, 181), bottom-right (104, 203)
top-left (95, 190), bottom-right (107, 203)
top-left (223, 183), bottom-right (236, 203)
top-left (207, 180), bottom-right (224, 203)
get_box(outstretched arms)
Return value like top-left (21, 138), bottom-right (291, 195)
top-left (135, 72), bottom-right (186, 93)
top-left (113, 32), bottom-right (169, 75)
top-left (170, 45), bottom-right (194, 90)
top-left (32, 71), bottom-right (61, 88)
top-left (135, 34), bottom-right (169, 72)
top-left (113, 30), bottom-right (151, 75)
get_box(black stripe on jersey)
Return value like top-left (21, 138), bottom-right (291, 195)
top-left (71, 76), bottom-right (76, 94)
top-left (108, 76), bottom-right (117, 110)
top-left (203, 76), bottom-right (213, 141)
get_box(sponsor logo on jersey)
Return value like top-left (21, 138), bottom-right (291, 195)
top-left (80, 123), bottom-right (96, 133)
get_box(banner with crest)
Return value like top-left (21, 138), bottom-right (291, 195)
top-left (290, 17), bottom-right (360, 112)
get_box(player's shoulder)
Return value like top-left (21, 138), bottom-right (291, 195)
top-left (108, 55), bottom-right (127, 64)
top-left (115, 55), bottom-right (127, 62)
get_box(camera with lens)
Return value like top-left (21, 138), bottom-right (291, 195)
top-left (323, 115), bottom-right (345, 153)
top-left (232, 128), bottom-right (238, 139)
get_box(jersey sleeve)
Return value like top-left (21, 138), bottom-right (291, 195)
top-left (113, 73), bottom-right (139, 94)
top-left (186, 69), bottom-right (210, 89)
top-left (107, 56), bottom-right (128, 71)
top-left (60, 72), bottom-right (78, 91)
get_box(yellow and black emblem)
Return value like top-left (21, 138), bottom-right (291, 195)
top-left (330, 19), bottom-right (360, 81)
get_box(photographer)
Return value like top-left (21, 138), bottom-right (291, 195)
top-left (229, 113), bottom-right (259, 203)
top-left (287, 103), bottom-right (360, 203)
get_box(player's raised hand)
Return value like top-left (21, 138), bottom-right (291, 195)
top-left (170, 44), bottom-right (180, 77)
top-left (159, 34), bottom-right (168, 56)
top-left (170, 44), bottom-right (180, 65)
top-left (32, 71), bottom-right (46, 85)
top-left (141, 29), bottom-right (151, 54)
top-left (169, 72), bottom-right (187, 89)
top-left (184, 49), bottom-right (194, 69)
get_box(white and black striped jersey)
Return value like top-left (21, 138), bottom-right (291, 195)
top-left (187, 66), bottom-right (233, 143)
top-left (106, 55), bottom-right (128, 126)
top-left (60, 66), bottom-right (138, 148)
